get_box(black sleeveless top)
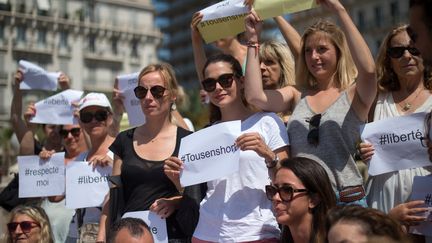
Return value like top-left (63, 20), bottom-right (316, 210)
top-left (109, 126), bottom-right (192, 239)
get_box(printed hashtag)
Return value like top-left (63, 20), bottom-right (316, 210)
top-left (425, 194), bottom-right (432, 206)
top-left (25, 168), bottom-right (30, 176)
top-left (379, 134), bottom-right (387, 145)
top-left (77, 176), bottom-right (84, 185)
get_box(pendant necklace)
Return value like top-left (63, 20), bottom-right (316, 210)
top-left (399, 88), bottom-right (423, 112)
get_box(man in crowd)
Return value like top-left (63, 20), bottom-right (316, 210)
top-left (107, 218), bottom-right (154, 243)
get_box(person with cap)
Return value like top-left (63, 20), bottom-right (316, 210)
top-left (64, 92), bottom-right (116, 243)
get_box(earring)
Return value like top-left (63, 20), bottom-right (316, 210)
top-left (171, 102), bottom-right (177, 111)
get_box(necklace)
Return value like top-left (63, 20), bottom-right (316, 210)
top-left (398, 88), bottom-right (424, 112)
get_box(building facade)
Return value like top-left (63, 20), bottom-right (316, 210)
top-left (0, 0), bottom-right (162, 127)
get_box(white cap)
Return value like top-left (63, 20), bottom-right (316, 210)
top-left (79, 92), bottom-right (112, 111)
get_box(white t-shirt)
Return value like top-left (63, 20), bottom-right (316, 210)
top-left (193, 112), bottom-right (289, 242)
top-left (68, 150), bottom-right (114, 238)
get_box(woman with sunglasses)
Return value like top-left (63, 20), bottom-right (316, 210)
top-left (164, 54), bottom-right (289, 242)
top-left (97, 63), bottom-right (193, 242)
top-left (244, 0), bottom-right (376, 206)
top-left (266, 157), bottom-right (336, 243)
top-left (38, 123), bottom-right (88, 243)
top-left (5, 205), bottom-right (54, 243)
top-left (357, 25), bottom-right (432, 229)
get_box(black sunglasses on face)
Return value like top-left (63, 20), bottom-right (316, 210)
top-left (7, 221), bottom-right (40, 233)
top-left (59, 128), bottom-right (81, 138)
top-left (134, 85), bottom-right (166, 99)
top-left (307, 114), bottom-right (321, 146)
top-left (265, 185), bottom-right (308, 202)
top-left (387, 46), bottom-right (421, 59)
top-left (79, 110), bottom-right (109, 124)
top-left (201, 73), bottom-right (236, 92)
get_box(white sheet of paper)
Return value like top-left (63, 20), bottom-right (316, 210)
top-left (65, 162), bottom-right (112, 209)
top-left (179, 120), bottom-right (240, 187)
top-left (201, 0), bottom-right (248, 21)
top-left (18, 153), bottom-right (65, 198)
top-left (122, 211), bottom-right (168, 243)
top-left (117, 72), bottom-right (145, 127)
top-left (361, 112), bottom-right (430, 176)
top-left (122, 88), bottom-right (146, 127)
top-left (30, 89), bottom-right (83, 125)
top-left (409, 176), bottom-right (432, 236)
top-left (19, 60), bottom-right (60, 91)
top-left (117, 72), bottom-right (139, 91)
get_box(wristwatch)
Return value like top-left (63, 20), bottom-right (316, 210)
top-left (265, 154), bottom-right (279, 169)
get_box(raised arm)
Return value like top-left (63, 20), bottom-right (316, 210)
top-left (320, 0), bottom-right (376, 117)
top-left (191, 12), bottom-right (207, 83)
top-left (273, 16), bottom-right (301, 61)
top-left (244, 10), bottom-right (299, 113)
top-left (10, 70), bottom-right (30, 142)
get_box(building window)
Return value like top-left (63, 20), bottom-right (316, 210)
top-left (111, 38), bottom-right (118, 55)
top-left (131, 39), bottom-right (139, 58)
top-left (0, 24), bottom-right (4, 40)
top-left (59, 58), bottom-right (68, 74)
top-left (59, 31), bottom-right (68, 48)
top-left (37, 28), bottom-right (47, 47)
top-left (88, 34), bottom-right (96, 53)
top-left (88, 67), bottom-right (96, 85)
top-left (17, 25), bottom-right (26, 43)
top-left (390, 2), bottom-right (399, 24)
top-left (357, 10), bottom-right (365, 31)
top-left (374, 6), bottom-right (382, 28)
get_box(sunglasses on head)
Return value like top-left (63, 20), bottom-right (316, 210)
top-left (59, 128), bottom-right (81, 138)
top-left (134, 85), bottom-right (166, 99)
top-left (265, 185), bottom-right (308, 202)
top-left (79, 110), bottom-right (109, 124)
top-left (387, 46), bottom-right (421, 59)
top-left (201, 73), bottom-right (237, 92)
top-left (307, 114), bottom-right (321, 146)
top-left (7, 221), bottom-right (40, 233)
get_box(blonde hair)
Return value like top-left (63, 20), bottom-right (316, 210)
top-left (376, 24), bottom-right (432, 91)
top-left (297, 20), bottom-right (358, 90)
top-left (6, 205), bottom-right (54, 243)
top-left (260, 40), bottom-right (296, 87)
top-left (137, 63), bottom-right (179, 122)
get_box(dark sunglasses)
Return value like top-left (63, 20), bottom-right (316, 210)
top-left (7, 221), bottom-right (40, 233)
top-left (59, 128), bottom-right (81, 138)
top-left (265, 185), bottom-right (308, 202)
top-left (134, 85), bottom-right (166, 99)
top-left (79, 110), bottom-right (109, 124)
top-left (201, 73), bottom-right (237, 92)
top-left (307, 114), bottom-right (321, 146)
top-left (387, 46), bottom-right (421, 59)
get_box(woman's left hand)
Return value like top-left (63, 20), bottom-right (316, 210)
top-left (236, 132), bottom-right (273, 161)
top-left (150, 196), bottom-right (182, 219)
top-left (88, 154), bottom-right (113, 169)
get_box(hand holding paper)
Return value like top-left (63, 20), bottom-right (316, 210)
top-left (244, 10), bottom-right (263, 43)
top-left (389, 200), bottom-right (428, 226)
top-left (163, 156), bottom-right (183, 190)
top-left (149, 196), bottom-right (182, 219)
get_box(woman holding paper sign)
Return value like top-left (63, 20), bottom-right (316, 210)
top-left (244, 0), bottom-right (376, 205)
top-left (164, 54), bottom-right (289, 242)
top-left (99, 63), bottom-right (193, 242)
top-left (357, 25), bottom-right (432, 229)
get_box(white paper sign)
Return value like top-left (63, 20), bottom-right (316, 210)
top-left (18, 152), bottom-right (65, 198)
top-left (122, 211), bottom-right (167, 243)
top-left (361, 112), bottom-right (430, 176)
top-left (117, 72), bottom-right (145, 127)
top-left (65, 162), bottom-right (112, 209)
top-left (200, 0), bottom-right (248, 21)
top-left (409, 176), bottom-right (432, 236)
top-left (179, 120), bottom-right (241, 187)
top-left (19, 60), bottom-right (60, 91)
top-left (30, 89), bottom-right (83, 125)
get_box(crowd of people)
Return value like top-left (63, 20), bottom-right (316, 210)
top-left (1, 0), bottom-right (432, 242)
